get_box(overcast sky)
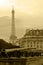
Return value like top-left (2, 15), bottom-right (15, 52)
top-left (0, 0), bottom-right (43, 16)
top-left (0, 0), bottom-right (43, 41)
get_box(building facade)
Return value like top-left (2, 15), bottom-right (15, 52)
top-left (19, 29), bottom-right (43, 50)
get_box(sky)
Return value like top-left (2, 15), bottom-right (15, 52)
top-left (0, 0), bottom-right (43, 16)
top-left (0, 0), bottom-right (43, 41)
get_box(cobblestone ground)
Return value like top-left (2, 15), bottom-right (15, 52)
top-left (26, 56), bottom-right (43, 65)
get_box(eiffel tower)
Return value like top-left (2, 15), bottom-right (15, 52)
top-left (9, 7), bottom-right (17, 45)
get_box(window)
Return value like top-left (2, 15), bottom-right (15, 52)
top-left (30, 42), bottom-right (32, 47)
top-left (37, 42), bottom-right (39, 48)
top-left (34, 41), bottom-right (35, 48)
top-left (40, 42), bottom-right (42, 48)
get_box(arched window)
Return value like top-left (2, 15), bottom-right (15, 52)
top-left (36, 29), bottom-right (40, 36)
top-left (40, 41), bottom-right (42, 48)
top-left (34, 41), bottom-right (35, 48)
top-left (30, 42), bottom-right (32, 47)
top-left (37, 42), bottom-right (39, 48)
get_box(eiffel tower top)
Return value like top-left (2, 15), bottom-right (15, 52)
top-left (12, 6), bottom-right (14, 11)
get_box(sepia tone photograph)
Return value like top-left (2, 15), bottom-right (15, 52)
top-left (0, 0), bottom-right (43, 65)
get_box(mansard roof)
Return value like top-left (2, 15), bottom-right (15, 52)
top-left (24, 29), bottom-right (43, 36)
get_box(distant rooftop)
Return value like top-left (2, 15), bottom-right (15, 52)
top-left (24, 29), bottom-right (43, 36)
